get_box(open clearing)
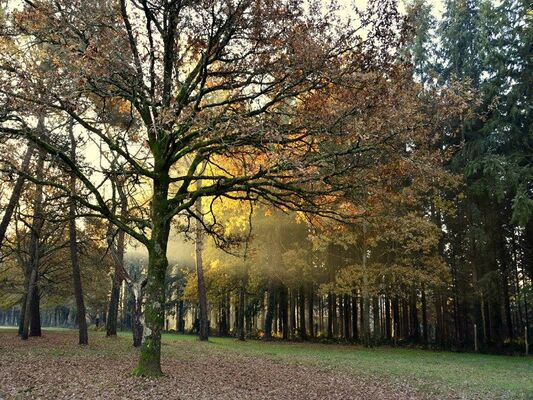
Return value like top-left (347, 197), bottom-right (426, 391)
top-left (0, 329), bottom-right (531, 399)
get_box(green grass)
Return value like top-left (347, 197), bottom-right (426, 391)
top-left (156, 332), bottom-right (533, 399)
top-left (3, 328), bottom-right (532, 399)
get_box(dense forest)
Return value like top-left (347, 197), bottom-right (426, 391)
top-left (0, 0), bottom-right (531, 379)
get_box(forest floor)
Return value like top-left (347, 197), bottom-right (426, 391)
top-left (0, 329), bottom-right (531, 399)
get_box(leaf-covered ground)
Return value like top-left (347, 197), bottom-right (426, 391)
top-left (0, 329), bottom-right (531, 399)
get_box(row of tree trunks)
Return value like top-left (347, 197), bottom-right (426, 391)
top-left (214, 287), bottom-right (434, 344)
top-left (12, 118), bottom-right (89, 345)
top-left (2, 307), bottom-right (78, 327)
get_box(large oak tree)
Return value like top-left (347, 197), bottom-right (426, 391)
top-left (1, 0), bottom-right (411, 375)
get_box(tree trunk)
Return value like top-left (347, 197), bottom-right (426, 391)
top-left (308, 286), bottom-right (314, 338)
top-left (106, 282), bottom-right (121, 336)
top-left (245, 302), bottom-right (253, 335)
top-left (385, 295), bottom-right (392, 341)
top-left (132, 279), bottom-right (146, 347)
top-left (237, 285), bottom-right (245, 341)
top-left (219, 301), bottom-right (228, 336)
top-left (29, 285), bottom-right (41, 337)
top-left (501, 270), bottom-right (514, 340)
top-left (21, 137), bottom-right (46, 341)
top-left (298, 286), bottom-right (306, 340)
top-left (352, 295), bottom-right (358, 340)
top-left (339, 295), bottom-right (344, 338)
top-left (393, 296), bottom-right (400, 343)
top-left (362, 293), bottom-right (370, 345)
top-left (21, 266), bottom-right (38, 340)
top-left (421, 287), bottom-right (428, 345)
top-left (68, 121), bottom-right (88, 345)
top-left (274, 294), bottom-right (279, 335)
top-left (373, 296), bottom-right (381, 342)
top-left (0, 143), bottom-right (34, 247)
top-left (362, 283), bottom-right (370, 345)
top-left (410, 288), bottom-right (420, 342)
top-left (280, 286), bottom-right (289, 340)
top-left (332, 295), bottom-right (338, 337)
top-left (319, 296), bottom-right (324, 335)
top-left (264, 287), bottom-right (275, 340)
top-left (327, 292), bottom-right (334, 338)
top-left (133, 180), bottom-right (170, 377)
top-left (134, 244), bottom-right (167, 375)
top-left (361, 224), bottom-right (371, 345)
top-left (106, 175), bottom-right (128, 337)
top-left (195, 194), bottom-right (209, 341)
top-left (177, 299), bottom-right (185, 333)
top-left (18, 295), bottom-right (26, 335)
top-left (290, 289), bottom-right (296, 338)
top-left (344, 294), bottom-right (350, 340)
top-left (402, 298), bottom-right (409, 339)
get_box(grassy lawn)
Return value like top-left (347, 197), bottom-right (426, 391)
top-left (156, 332), bottom-right (533, 399)
top-left (1, 327), bottom-right (531, 399)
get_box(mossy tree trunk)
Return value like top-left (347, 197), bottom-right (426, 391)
top-left (133, 178), bottom-right (170, 377)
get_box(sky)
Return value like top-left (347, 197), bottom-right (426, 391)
top-left (338, 0), bottom-right (444, 18)
top-left (5, 0), bottom-right (445, 18)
